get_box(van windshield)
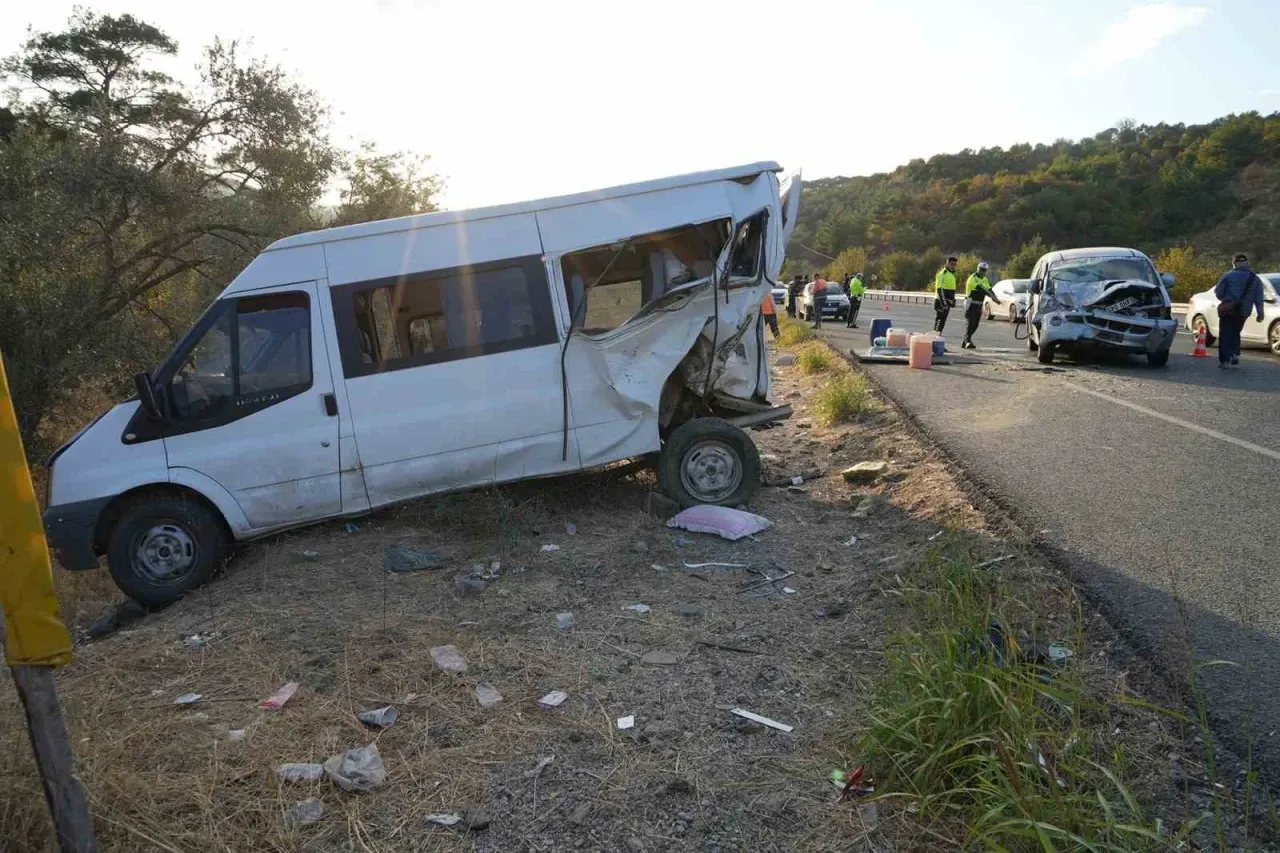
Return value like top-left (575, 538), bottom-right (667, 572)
top-left (1050, 257), bottom-right (1159, 287)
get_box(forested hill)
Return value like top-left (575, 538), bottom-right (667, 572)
top-left (788, 113), bottom-right (1280, 271)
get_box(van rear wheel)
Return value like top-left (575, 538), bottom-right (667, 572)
top-left (106, 494), bottom-right (228, 607)
top-left (659, 418), bottom-right (761, 508)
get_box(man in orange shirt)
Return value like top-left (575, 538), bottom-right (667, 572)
top-left (760, 291), bottom-right (779, 339)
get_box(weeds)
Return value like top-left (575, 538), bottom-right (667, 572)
top-left (812, 373), bottom-right (874, 425)
top-left (795, 343), bottom-right (833, 374)
top-left (859, 548), bottom-right (1204, 851)
top-left (777, 316), bottom-right (816, 346)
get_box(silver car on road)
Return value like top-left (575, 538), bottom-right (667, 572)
top-left (1183, 272), bottom-right (1280, 356)
top-left (985, 278), bottom-right (1030, 322)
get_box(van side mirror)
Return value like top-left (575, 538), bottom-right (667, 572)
top-left (1160, 271), bottom-right (1175, 289)
top-left (134, 372), bottom-right (160, 419)
top-left (1030, 279), bottom-right (1042, 295)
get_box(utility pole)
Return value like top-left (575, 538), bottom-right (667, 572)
top-left (0, 351), bottom-right (99, 853)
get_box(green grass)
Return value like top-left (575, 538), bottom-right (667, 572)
top-left (812, 373), bottom-right (874, 425)
top-left (795, 343), bottom-right (834, 374)
top-left (777, 316), bottom-right (816, 346)
top-left (857, 549), bottom-right (1205, 851)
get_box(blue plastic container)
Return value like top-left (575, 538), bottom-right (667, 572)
top-left (931, 336), bottom-right (945, 358)
top-left (869, 318), bottom-right (892, 346)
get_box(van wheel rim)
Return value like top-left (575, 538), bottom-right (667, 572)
top-left (133, 522), bottom-right (197, 582)
top-left (681, 441), bottom-right (742, 503)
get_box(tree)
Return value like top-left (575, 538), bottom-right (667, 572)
top-left (333, 144), bottom-right (442, 226)
top-left (823, 246), bottom-right (868, 283)
top-left (1002, 236), bottom-right (1051, 279)
top-left (1153, 245), bottom-right (1221, 302)
top-left (0, 11), bottom-right (338, 452)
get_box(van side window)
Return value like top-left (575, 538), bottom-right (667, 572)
top-left (169, 291), bottom-right (312, 421)
top-left (560, 219), bottom-right (730, 336)
top-left (333, 255), bottom-right (557, 378)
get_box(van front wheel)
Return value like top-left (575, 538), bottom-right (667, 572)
top-left (106, 494), bottom-right (228, 607)
top-left (659, 418), bottom-right (761, 508)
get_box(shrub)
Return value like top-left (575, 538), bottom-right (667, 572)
top-left (778, 317), bottom-right (816, 346)
top-left (795, 343), bottom-right (833, 374)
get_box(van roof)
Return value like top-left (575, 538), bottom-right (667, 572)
top-left (1042, 247), bottom-right (1148, 263)
top-left (266, 161), bottom-right (784, 252)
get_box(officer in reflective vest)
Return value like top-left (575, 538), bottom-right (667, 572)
top-left (962, 262), bottom-right (1002, 349)
top-left (845, 272), bottom-right (865, 328)
top-left (933, 256), bottom-right (959, 333)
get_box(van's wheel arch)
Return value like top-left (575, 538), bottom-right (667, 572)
top-left (659, 418), bottom-right (761, 508)
top-left (104, 489), bottom-right (230, 607)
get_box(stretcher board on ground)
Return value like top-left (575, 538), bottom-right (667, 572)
top-left (850, 346), bottom-right (952, 365)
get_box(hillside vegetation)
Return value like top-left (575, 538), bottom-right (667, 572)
top-left (788, 113), bottom-right (1280, 296)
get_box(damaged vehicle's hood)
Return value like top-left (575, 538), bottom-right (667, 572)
top-left (1044, 279), bottom-right (1167, 313)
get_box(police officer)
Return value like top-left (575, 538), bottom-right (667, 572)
top-left (933, 256), bottom-right (959, 333)
top-left (962, 262), bottom-right (1001, 349)
top-left (845, 271), bottom-right (865, 328)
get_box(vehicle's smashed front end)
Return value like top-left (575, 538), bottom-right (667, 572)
top-left (1037, 279), bottom-right (1177, 354)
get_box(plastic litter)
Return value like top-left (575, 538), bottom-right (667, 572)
top-left (426, 813), bottom-right (462, 828)
top-left (344, 521), bottom-right (359, 534)
top-left (683, 562), bottom-right (745, 569)
top-left (475, 682), bottom-right (503, 708)
top-left (621, 603), bottom-right (651, 614)
top-left (616, 715), bottom-right (635, 730)
top-left (260, 681), bottom-right (299, 710)
top-left (555, 612), bottom-right (576, 629)
top-left (538, 690), bottom-right (568, 708)
top-left (730, 708), bottom-right (794, 733)
top-left (286, 798), bottom-right (325, 825)
top-left (842, 535), bottom-right (859, 547)
top-left (790, 476), bottom-right (804, 486)
top-left (666, 505), bottom-right (771, 541)
top-left (540, 543), bottom-right (561, 552)
top-left (358, 706), bottom-right (399, 728)
top-left (181, 632), bottom-right (219, 649)
top-left (384, 543), bottom-right (448, 574)
top-left (323, 743), bottom-right (387, 793)
top-left (1047, 643), bottom-right (1074, 663)
top-left (430, 645), bottom-right (468, 674)
top-left (782, 587), bottom-right (797, 595)
top-left (976, 554), bottom-right (1015, 569)
top-left (831, 766), bottom-right (874, 798)
top-left (174, 693), bottom-right (202, 705)
top-left (300, 550), bottom-right (321, 561)
top-left (565, 522), bottom-right (577, 536)
top-left (278, 763), bottom-right (325, 782)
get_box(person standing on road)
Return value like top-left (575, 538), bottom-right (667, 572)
top-left (961, 262), bottom-right (1001, 349)
top-left (811, 273), bottom-right (827, 329)
top-left (760, 290), bottom-right (780, 339)
top-left (846, 271), bottom-right (865, 328)
top-left (1213, 253), bottom-right (1265, 368)
top-left (933, 256), bottom-right (959, 334)
top-left (786, 275), bottom-right (801, 318)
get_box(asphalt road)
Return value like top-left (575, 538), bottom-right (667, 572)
top-left (812, 301), bottom-right (1280, 779)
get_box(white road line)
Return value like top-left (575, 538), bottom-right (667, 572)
top-left (1065, 382), bottom-right (1280, 463)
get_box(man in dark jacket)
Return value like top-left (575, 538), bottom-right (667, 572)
top-left (1213, 253), bottom-right (1265, 368)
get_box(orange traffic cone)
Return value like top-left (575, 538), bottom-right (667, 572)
top-left (1191, 325), bottom-right (1208, 358)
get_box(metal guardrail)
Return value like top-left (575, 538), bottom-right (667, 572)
top-left (862, 289), bottom-right (1190, 314)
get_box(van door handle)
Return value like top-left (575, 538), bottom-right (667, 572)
top-left (323, 393), bottom-right (338, 417)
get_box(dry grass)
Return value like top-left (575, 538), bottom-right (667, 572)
top-left (776, 316), bottom-right (816, 347)
top-left (794, 343), bottom-right (834, 375)
top-left (811, 374), bottom-right (875, 426)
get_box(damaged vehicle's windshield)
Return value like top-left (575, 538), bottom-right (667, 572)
top-left (1050, 257), bottom-right (1159, 287)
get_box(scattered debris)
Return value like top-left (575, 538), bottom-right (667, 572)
top-left (259, 682), bottom-right (299, 710)
top-left (454, 574), bottom-right (487, 594)
top-left (565, 522), bottom-right (577, 536)
top-left (285, 798), bottom-right (325, 825)
top-left (555, 612), bottom-right (576, 630)
top-left (666, 505), bottom-right (771, 541)
top-left (323, 744), bottom-right (387, 793)
top-left (782, 587), bottom-right (797, 595)
top-left (832, 766), bottom-right (875, 798)
top-left (976, 554), bottom-right (1015, 569)
top-left (384, 543), bottom-right (448, 573)
top-left (621, 603), bottom-right (651, 615)
top-left (358, 706), bottom-right (399, 728)
top-left (616, 715), bottom-right (635, 730)
top-left (475, 682), bottom-right (503, 708)
top-left (426, 813), bottom-right (463, 828)
top-left (840, 461), bottom-right (889, 484)
top-left (1047, 643), bottom-right (1074, 663)
top-left (300, 550), bottom-right (321, 561)
top-left (740, 570), bottom-right (796, 593)
top-left (790, 476), bottom-right (804, 486)
top-left (683, 561), bottom-right (746, 570)
top-left (730, 708), bottom-right (794, 733)
top-left (537, 690), bottom-right (568, 709)
top-left (278, 763), bottom-right (325, 783)
top-left (181, 631), bottom-right (219, 649)
top-left (928, 530), bottom-right (944, 542)
top-left (344, 521), bottom-right (360, 534)
top-left (842, 535), bottom-right (859, 547)
top-left (524, 755), bottom-right (554, 778)
top-left (430, 645), bottom-right (468, 674)
top-left (763, 468), bottom-right (823, 487)
top-left (540, 543), bottom-right (561, 552)
top-left (174, 693), bottom-right (201, 706)
top-left (225, 729), bottom-right (247, 742)
top-left (640, 651), bottom-right (679, 666)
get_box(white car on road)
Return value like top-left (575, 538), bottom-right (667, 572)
top-left (799, 282), bottom-right (850, 322)
top-left (1184, 272), bottom-right (1280, 355)
top-left (984, 278), bottom-right (1030, 322)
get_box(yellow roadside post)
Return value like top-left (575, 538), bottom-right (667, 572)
top-left (0, 351), bottom-right (98, 852)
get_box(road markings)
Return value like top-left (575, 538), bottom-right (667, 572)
top-left (1065, 383), bottom-right (1280, 463)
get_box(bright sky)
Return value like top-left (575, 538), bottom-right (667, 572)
top-left (2, 0), bottom-right (1278, 210)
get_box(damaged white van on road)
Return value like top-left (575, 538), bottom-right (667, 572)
top-left (43, 162), bottom-right (801, 605)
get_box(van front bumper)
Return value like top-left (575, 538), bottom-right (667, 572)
top-left (42, 498), bottom-right (109, 571)
top-left (1040, 312), bottom-right (1177, 353)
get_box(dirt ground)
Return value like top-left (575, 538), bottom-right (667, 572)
top-left (1, 349), bottom-right (1214, 852)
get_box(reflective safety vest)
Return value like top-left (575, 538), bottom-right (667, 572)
top-left (966, 273), bottom-right (993, 297)
top-left (760, 292), bottom-right (775, 315)
top-left (935, 268), bottom-right (958, 291)
top-left (849, 276), bottom-right (865, 297)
